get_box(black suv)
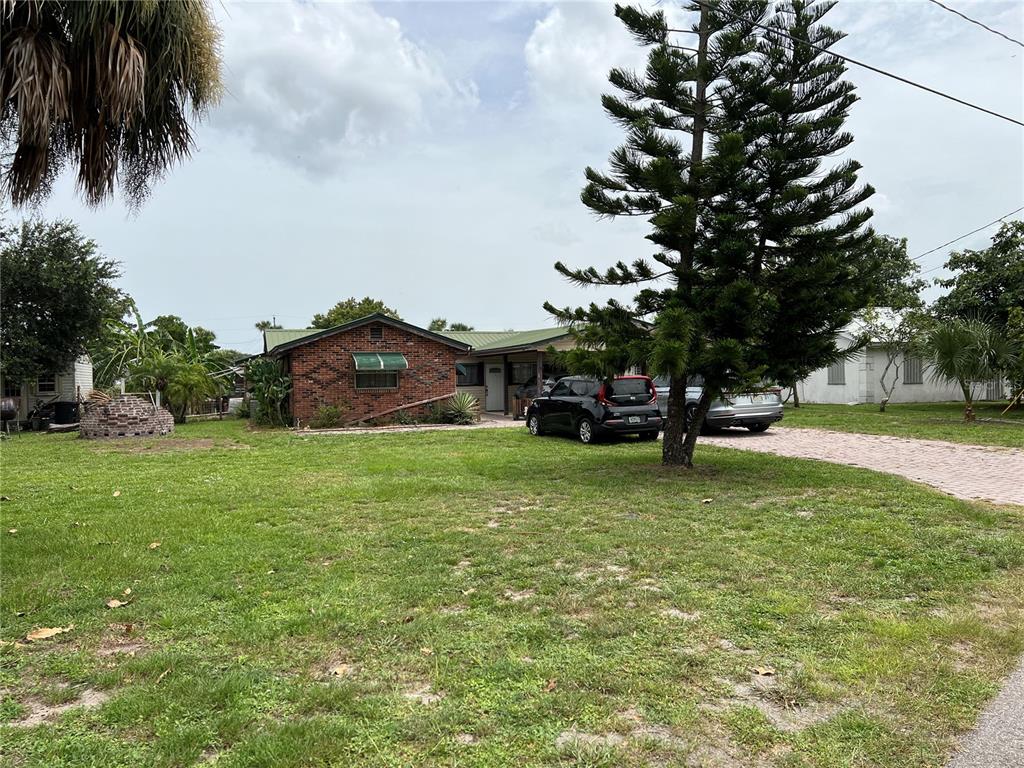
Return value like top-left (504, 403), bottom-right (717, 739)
top-left (525, 375), bottom-right (662, 444)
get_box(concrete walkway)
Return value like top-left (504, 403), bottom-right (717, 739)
top-left (699, 427), bottom-right (1024, 506)
top-left (946, 658), bottom-right (1024, 768)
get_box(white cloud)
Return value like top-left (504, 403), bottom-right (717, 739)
top-left (524, 3), bottom-right (647, 115)
top-left (212, 2), bottom-right (477, 174)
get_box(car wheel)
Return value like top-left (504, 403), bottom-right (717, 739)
top-left (577, 417), bottom-right (595, 444)
top-left (747, 423), bottom-right (770, 433)
top-left (527, 413), bottom-right (544, 436)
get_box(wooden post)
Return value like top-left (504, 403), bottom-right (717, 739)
top-left (502, 354), bottom-right (509, 415)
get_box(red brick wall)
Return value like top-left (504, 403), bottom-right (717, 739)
top-left (286, 322), bottom-right (460, 425)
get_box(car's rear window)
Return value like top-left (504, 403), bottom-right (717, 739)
top-left (607, 378), bottom-right (654, 402)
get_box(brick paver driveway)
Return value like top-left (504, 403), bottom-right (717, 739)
top-left (699, 427), bottom-right (1024, 506)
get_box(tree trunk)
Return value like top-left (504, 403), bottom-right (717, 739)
top-left (676, 390), bottom-right (713, 468)
top-left (661, 4), bottom-right (709, 467)
top-left (792, 381), bottom-right (800, 408)
top-left (960, 381), bottom-right (975, 422)
top-left (662, 376), bottom-right (690, 465)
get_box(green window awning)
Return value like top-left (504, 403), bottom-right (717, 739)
top-left (352, 352), bottom-right (409, 371)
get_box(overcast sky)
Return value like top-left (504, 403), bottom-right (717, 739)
top-left (35, 0), bottom-right (1024, 353)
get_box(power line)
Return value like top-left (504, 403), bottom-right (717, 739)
top-left (926, 0), bottom-right (1024, 48)
top-left (671, 3), bottom-right (1024, 128)
top-left (913, 205), bottom-right (1024, 275)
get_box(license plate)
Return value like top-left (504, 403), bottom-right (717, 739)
top-left (627, 415), bottom-right (643, 424)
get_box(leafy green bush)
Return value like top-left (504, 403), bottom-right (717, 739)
top-left (309, 405), bottom-right (345, 429)
top-left (442, 392), bottom-right (480, 425)
top-left (245, 358), bottom-right (291, 426)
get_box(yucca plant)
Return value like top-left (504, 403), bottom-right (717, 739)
top-left (443, 392), bottom-right (480, 425)
top-left (1, 0), bottom-right (223, 208)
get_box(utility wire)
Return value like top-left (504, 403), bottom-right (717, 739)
top-left (669, 3), bottom-right (1024, 128)
top-left (912, 205), bottom-right (1024, 275)
top-left (926, 0), bottom-right (1024, 48)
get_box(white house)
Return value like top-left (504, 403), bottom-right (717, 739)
top-left (0, 356), bottom-right (94, 423)
top-left (790, 322), bottom-right (1004, 405)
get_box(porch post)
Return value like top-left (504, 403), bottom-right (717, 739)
top-left (502, 354), bottom-right (509, 415)
top-left (536, 350), bottom-right (544, 397)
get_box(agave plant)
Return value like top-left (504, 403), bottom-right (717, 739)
top-left (443, 392), bottom-right (480, 425)
top-left (1, 0), bottom-right (222, 208)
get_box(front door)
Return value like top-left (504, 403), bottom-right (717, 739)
top-left (485, 364), bottom-right (504, 411)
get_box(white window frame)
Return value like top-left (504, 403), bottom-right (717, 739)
top-left (36, 374), bottom-right (57, 394)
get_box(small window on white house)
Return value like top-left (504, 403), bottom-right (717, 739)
top-left (827, 361), bottom-right (845, 386)
top-left (904, 356), bottom-right (923, 385)
top-left (369, 326), bottom-right (383, 341)
top-left (36, 374), bottom-right (57, 394)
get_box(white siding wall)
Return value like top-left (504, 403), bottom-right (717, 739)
top-left (794, 347), bottom-right (965, 404)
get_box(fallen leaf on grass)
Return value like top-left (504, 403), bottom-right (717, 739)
top-left (156, 669), bottom-right (170, 683)
top-left (122, 588), bottom-right (132, 596)
top-left (105, 598), bottom-right (132, 609)
top-left (148, 542), bottom-right (161, 550)
top-left (328, 664), bottom-right (353, 677)
top-left (7, 529), bottom-right (16, 535)
top-left (544, 679), bottom-right (557, 692)
top-left (25, 625), bottom-right (74, 642)
top-left (113, 491), bottom-right (121, 497)
top-left (701, 498), bottom-right (713, 504)
top-left (0, 495), bottom-right (10, 501)
top-left (420, 647), bottom-right (434, 656)
top-left (751, 666), bottom-right (776, 677)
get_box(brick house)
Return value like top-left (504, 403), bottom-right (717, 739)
top-left (262, 313), bottom-right (575, 426)
top-left (264, 314), bottom-right (471, 426)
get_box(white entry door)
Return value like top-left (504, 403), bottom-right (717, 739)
top-left (485, 364), bottom-right (504, 411)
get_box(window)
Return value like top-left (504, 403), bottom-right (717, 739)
top-left (570, 379), bottom-right (598, 397)
top-left (510, 363), bottom-right (535, 385)
top-left (36, 374), bottom-right (57, 394)
top-left (827, 361), bottom-right (845, 385)
top-left (456, 362), bottom-right (483, 386)
top-left (904, 356), bottom-right (923, 385)
top-left (355, 371), bottom-right (397, 389)
top-left (2, 379), bottom-right (20, 398)
top-left (549, 380), bottom-right (572, 397)
top-left (369, 325), bottom-right (383, 341)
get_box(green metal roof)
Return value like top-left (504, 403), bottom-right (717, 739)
top-left (264, 328), bottom-right (318, 351)
top-left (263, 322), bottom-right (571, 356)
top-left (352, 352), bottom-right (408, 370)
top-left (440, 327), bottom-right (571, 353)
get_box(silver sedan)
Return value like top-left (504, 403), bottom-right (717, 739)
top-left (653, 376), bottom-right (783, 433)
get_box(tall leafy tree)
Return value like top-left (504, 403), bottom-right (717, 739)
top-left (311, 297), bottom-right (402, 329)
top-left (1, 0), bottom-right (222, 208)
top-left (1, 218), bottom-right (126, 382)
top-left (933, 221), bottom-right (1024, 331)
top-left (548, 0), bottom-right (881, 467)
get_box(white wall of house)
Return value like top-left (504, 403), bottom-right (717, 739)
top-left (0, 356), bottom-right (94, 421)
top-left (793, 346), bottom-right (967, 405)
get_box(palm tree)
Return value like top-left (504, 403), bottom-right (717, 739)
top-left (921, 318), bottom-right (1019, 421)
top-left (1, 0), bottom-right (222, 208)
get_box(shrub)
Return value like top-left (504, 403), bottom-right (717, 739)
top-left (245, 358), bottom-right (291, 426)
top-left (309, 405), bottom-right (345, 429)
top-left (443, 392), bottom-right (480, 425)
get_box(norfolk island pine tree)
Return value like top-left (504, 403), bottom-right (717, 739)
top-left (546, 0), bottom-right (894, 467)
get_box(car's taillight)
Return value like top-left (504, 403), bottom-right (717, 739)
top-left (596, 384), bottom-right (615, 407)
top-left (647, 384), bottom-right (657, 405)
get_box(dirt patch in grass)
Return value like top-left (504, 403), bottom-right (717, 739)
top-left (89, 438), bottom-right (249, 455)
top-left (402, 682), bottom-right (443, 705)
top-left (7, 687), bottom-right (110, 728)
top-left (504, 588), bottom-right (536, 602)
top-left (714, 672), bottom-right (844, 733)
top-left (96, 623), bottom-right (146, 658)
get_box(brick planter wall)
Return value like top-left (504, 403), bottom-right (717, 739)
top-left (80, 395), bottom-right (175, 439)
top-left (286, 322), bottom-right (460, 425)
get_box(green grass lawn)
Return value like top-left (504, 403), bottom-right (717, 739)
top-left (781, 401), bottom-right (1024, 448)
top-left (1, 420), bottom-right (1023, 768)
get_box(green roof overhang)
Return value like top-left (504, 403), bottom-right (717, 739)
top-left (352, 352), bottom-right (409, 371)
